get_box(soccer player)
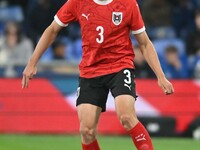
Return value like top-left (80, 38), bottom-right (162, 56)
top-left (22, 0), bottom-right (174, 149)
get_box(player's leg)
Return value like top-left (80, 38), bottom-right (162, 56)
top-left (77, 104), bottom-right (102, 150)
top-left (108, 68), bottom-right (153, 150)
top-left (115, 95), bottom-right (153, 150)
top-left (76, 77), bottom-right (109, 150)
top-left (115, 95), bottom-right (138, 130)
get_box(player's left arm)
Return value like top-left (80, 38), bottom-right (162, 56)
top-left (134, 31), bottom-right (174, 95)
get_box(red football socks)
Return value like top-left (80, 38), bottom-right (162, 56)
top-left (82, 139), bottom-right (100, 150)
top-left (128, 122), bottom-right (154, 150)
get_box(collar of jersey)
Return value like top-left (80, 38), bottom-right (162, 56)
top-left (93, 0), bottom-right (113, 5)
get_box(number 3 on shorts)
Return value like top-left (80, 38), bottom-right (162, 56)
top-left (124, 69), bottom-right (131, 84)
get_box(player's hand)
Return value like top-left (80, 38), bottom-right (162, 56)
top-left (22, 63), bottom-right (37, 89)
top-left (157, 77), bottom-right (174, 95)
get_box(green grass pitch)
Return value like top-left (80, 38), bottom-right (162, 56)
top-left (0, 134), bottom-right (199, 150)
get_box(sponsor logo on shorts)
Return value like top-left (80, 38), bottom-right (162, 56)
top-left (124, 84), bottom-right (131, 91)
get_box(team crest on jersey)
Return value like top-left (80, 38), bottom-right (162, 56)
top-left (112, 12), bottom-right (123, 26)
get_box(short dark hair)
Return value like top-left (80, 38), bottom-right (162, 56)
top-left (165, 45), bottom-right (178, 53)
top-left (52, 40), bottom-right (66, 51)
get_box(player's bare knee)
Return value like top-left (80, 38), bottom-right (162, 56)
top-left (119, 114), bottom-right (138, 130)
top-left (120, 114), bottom-right (132, 127)
top-left (80, 127), bottom-right (96, 140)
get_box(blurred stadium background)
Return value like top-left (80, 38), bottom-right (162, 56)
top-left (0, 0), bottom-right (200, 149)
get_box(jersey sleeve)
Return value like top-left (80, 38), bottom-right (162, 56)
top-left (130, 0), bottom-right (145, 34)
top-left (54, 0), bottom-right (78, 27)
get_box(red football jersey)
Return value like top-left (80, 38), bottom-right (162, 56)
top-left (55, 0), bottom-right (145, 78)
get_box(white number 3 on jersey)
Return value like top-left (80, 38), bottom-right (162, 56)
top-left (96, 26), bottom-right (104, 44)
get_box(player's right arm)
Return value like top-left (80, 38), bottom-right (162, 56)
top-left (22, 21), bottom-right (63, 88)
top-left (22, 0), bottom-right (78, 88)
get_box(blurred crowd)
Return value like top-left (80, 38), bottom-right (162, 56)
top-left (0, 0), bottom-right (199, 79)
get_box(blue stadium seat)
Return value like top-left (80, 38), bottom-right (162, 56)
top-left (153, 38), bottom-right (189, 78)
top-left (40, 47), bottom-right (53, 62)
top-left (0, 6), bottom-right (24, 22)
top-left (72, 38), bottom-right (82, 60)
top-left (40, 37), bottom-right (72, 62)
top-left (153, 38), bottom-right (186, 57)
top-left (147, 26), bottom-right (176, 40)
